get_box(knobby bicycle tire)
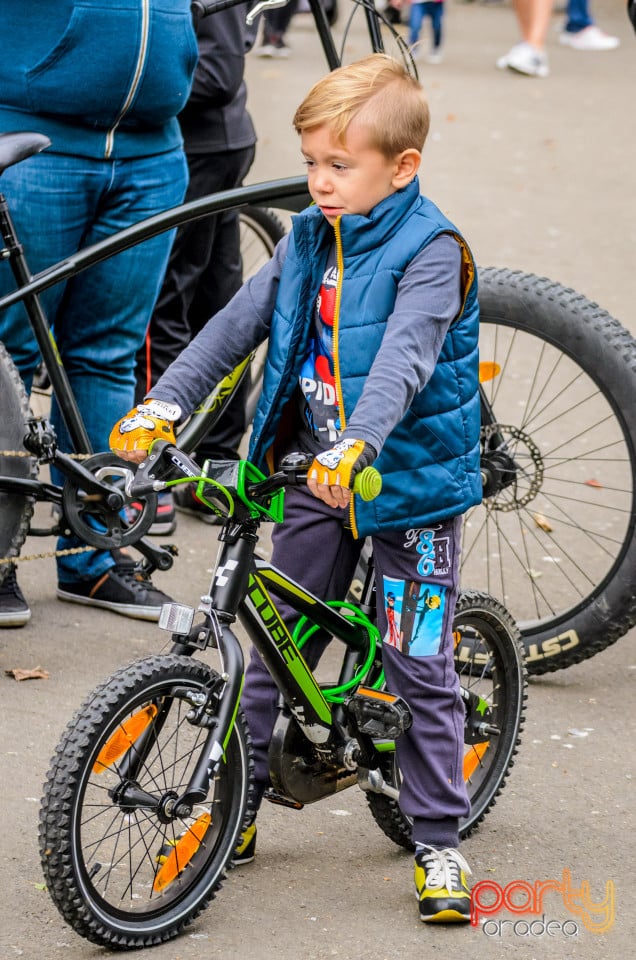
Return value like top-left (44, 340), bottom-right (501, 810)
top-left (366, 590), bottom-right (527, 848)
top-left (39, 654), bottom-right (253, 949)
top-left (466, 268), bottom-right (636, 674)
top-left (0, 339), bottom-right (36, 583)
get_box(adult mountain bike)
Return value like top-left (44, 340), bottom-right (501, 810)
top-left (0, 131), bottom-right (293, 585)
top-left (39, 442), bottom-right (526, 948)
top-left (2, 0), bottom-right (636, 671)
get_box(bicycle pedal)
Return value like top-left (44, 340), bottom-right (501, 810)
top-left (263, 788), bottom-right (304, 811)
top-left (345, 686), bottom-right (412, 740)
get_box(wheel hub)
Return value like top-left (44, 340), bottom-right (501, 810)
top-left (480, 423), bottom-right (544, 510)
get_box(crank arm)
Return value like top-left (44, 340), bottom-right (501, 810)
top-left (358, 766), bottom-right (400, 802)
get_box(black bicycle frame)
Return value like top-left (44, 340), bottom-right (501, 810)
top-left (0, 176), bottom-right (310, 454)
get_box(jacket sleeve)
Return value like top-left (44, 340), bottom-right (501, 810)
top-left (149, 234), bottom-right (290, 416)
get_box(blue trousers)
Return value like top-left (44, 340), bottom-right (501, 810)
top-left (564, 0), bottom-right (593, 33)
top-left (409, 1), bottom-right (445, 51)
top-left (240, 486), bottom-right (469, 849)
top-left (0, 147), bottom-right (188, 580)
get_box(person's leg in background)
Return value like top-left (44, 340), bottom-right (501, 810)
top-left (0, 147), bottom-right (188, 620)
top-left (256, 0), bottom-right (299, 57)
top-left (408, 2), bottom-right (427, 53)
top-left (135, 145), bottom-right (256, 526)
top-left (496, 0), bottom-right (554, 78)
top-left (182, 147), bottom-right (255, 463)
top-left (559, 0), bottom-right (619, 49)
top-left (426, 1), bottom-right (445, 63)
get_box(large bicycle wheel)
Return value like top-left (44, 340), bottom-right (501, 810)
top-left (366, 591), bottom-right (527, 848)
top-left (176, 206), bottom-right (287, 454)
top-left (40, 655), bottom-right (252, 948)
top-left (0, 340), bottom-right (36, 584)
top-left (464, 268), bottom-right (636, 674)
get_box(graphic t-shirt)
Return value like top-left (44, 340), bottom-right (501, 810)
top-left (297, 246), bottom-right (341, 454)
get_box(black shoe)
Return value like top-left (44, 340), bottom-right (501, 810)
top-left (0, 563), bottom-right (31, 627)
top-left (57, 562), bottom-right (172, 621)
top-left (173, 485), bottom-right (223, 525)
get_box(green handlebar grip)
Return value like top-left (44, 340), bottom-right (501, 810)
top-left (353, 466), bottom-right (382, 501)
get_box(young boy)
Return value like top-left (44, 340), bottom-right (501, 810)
top-left (110, 54), bottom-right (482, 924)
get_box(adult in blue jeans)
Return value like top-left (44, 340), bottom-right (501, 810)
top-left (0, 0), bottom-right (198, 628)
top-left (559, 0), bottom-right (620, 50)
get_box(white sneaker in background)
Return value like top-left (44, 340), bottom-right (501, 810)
top-left (559, 25), bottom-right (620, 51)
top-left (496, 42), bottom-right (549, 78)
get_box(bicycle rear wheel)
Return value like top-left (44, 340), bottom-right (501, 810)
top-left (40, 655), bottom-right (252, 948)
top-left (0, 340), bottom-right (36, 583)
top-left (465, 268), bottom-right (636, 673)
top-left (366, 590), bottom-right (527, 847)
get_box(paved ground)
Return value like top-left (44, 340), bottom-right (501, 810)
top-left (1, 3), bottom-right (634, 958)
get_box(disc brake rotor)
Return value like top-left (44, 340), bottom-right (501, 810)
top-left (480, 423), bottom-right (544, 511)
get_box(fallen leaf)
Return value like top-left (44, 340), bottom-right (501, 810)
top-left (584, 478), bottom-right (603, 488)
top-left (5, 665), bottom-right (50, 681)
top-left (532, 512), bottom-right (553, 532)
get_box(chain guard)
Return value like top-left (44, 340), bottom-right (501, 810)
top-left (61, 452), bottom-right (158, 548)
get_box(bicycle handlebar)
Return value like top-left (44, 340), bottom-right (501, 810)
top-left (191, 0), bottom-right (286, 22)
top-left (128, 442), bottom-right (382, 504)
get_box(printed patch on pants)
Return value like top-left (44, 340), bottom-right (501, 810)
top-left (382, 577), bottom-right (447, 656)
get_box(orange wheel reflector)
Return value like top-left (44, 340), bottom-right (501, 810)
top-left (479, 361), bottom-right (501, 383)
top-left (153, 812), bottom-right (212, 892)
top-left (463, 741), bottom-right (490, 781)
top-left (93, 704), bottom-right (158, 774)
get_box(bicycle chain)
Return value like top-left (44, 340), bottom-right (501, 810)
top-left (0, 448), bottom-right (92, 459)
top-left (1, 448), bottom-right (95, 564)
top-left (1, 545), bottom-right (95, 566)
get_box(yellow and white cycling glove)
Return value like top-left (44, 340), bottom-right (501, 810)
top-left (308, 438), bottom-right (376, 489)
top-left (109, 399), bottom-right (181, 457)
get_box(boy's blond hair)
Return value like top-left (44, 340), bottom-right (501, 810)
top-left (293, 54), bottom-right (429, 157)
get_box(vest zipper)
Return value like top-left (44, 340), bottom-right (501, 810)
top-left (104, 0), bottom-right (150, 159)
top-left (333, 219), bottom-right (360, 538)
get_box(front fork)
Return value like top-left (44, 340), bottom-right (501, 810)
top-left (166, 533), bottom-right (255, 815)
top-left (171, 622), bottom-right (245, 815)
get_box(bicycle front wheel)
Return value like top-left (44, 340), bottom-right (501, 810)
top-left (40, 655), bottom-right (252, 948)
top-left (464, 268), bottom-right (636, 674)
top-left (0, 340), bottom-right (36, 583)
top-left (366, 590), bottom-right (527, 848)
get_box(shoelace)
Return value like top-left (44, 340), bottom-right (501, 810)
top-left (0, 564), bottom-right (20, 597)
top-left (419, 847), bottom-right (472, 892)
top-left (111, 563), bottom-right (156, 595)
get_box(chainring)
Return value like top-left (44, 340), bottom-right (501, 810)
top-left (61, 452), bottom-right (158, 548)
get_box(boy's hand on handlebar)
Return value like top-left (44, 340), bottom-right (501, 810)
top-left (108, 399), bottom-right (181, 463)
top-left (307, 438), bottom-right (376, 509)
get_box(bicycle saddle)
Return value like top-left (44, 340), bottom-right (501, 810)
top-left (0, 132), bottom-right (51, 175)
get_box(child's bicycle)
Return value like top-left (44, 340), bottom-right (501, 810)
top-left (39, 441), bottom-right (527, 948)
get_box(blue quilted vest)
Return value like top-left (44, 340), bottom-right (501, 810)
top-left (249, 177), bottom-right (482, 538)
